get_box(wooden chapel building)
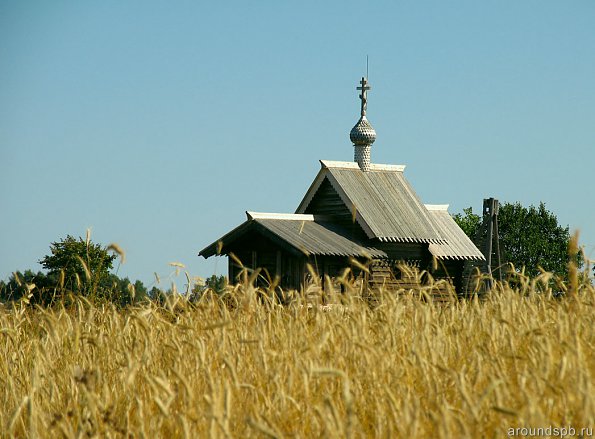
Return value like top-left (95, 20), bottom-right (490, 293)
top-left (199, 77), bottom-right (484, 294)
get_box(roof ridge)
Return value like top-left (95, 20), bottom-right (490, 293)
top-left (320, 160), bottom-right (406, 172)
top-left (424, 204), bottom-right (450, 212)
top-left (298, 162), bottom-right (446, 243)
top-left (246, 211), bottom-right (333, 221)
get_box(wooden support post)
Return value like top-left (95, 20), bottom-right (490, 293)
top-left (251, 251), bottom-right (257, 286)
top-left (251, 251), bottom-right (256, 270)
top-left (276, 250), bottom-right (282, 284)
top-left (483, 198), bottom-right (494, 282)
top-left (481, 197), bottom-right (503, 290)
top-left (493, 200), bottom-right (503, 282)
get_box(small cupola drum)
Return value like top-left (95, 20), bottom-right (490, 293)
top-left (350, 77), bottom-right (376, 171)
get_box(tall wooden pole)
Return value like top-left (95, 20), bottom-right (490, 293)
top-left (483, 198), bottom-right (494, 289)
top-left (493, 199), bottom-right (503, 282)
top-left (481, 197), bottom-right (503, 290)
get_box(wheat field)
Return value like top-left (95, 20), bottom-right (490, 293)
top-left (1, 273), bottom-right (594, 438)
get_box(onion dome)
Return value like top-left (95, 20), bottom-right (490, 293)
top-left (350, 116), bottom-right (377, 146)
top-left (350, 77), bottom-right (376, 171)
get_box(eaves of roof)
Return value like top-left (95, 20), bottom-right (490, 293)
top-left (199, 212), bottom-right (387, 259)
top-left (296, 160), bottom-right (446, 244)
top-left (425, 205), bottom-right (485, 261)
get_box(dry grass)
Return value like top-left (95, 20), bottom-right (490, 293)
top-left (1, 275), bottom-right (594, 438)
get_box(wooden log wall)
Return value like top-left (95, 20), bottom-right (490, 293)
top-left (304, 178), bottom-right (369, 241)
top-left (368, 259), bottom-right (459, 303)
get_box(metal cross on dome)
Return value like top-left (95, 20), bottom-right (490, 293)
top-left (357, 77), bottom-right (371, 117)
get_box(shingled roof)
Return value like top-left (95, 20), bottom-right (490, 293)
top-left (199, 212), bottom-right (387, 259)
top-left (425, 205), bottom-right (486, 260)
top-left (296, 160), bottom-right (446, 244)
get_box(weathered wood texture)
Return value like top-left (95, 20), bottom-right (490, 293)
top-left (297, 164), bottom-right (447, 243)
top-left (223, 218), bottom-right (465, 299)
top-left (303, 177), bottom-right (369, 241)
top-left (230, 250), bottom-right (461, 303)
top-left (368, 259), bottom-right (459, 303)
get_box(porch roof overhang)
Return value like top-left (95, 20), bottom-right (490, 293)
top-left (199, 211), bottom-right (387, 259)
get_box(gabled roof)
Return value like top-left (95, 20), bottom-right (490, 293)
top-left (296, 160), bottom-right (446, 244)
top-left (199, 212), bottom-right (387, 259)
top-left (424, 205), bottom-right (485, 260)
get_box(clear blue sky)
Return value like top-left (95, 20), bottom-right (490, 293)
top-left (1, 1), bottom-right (594, 289)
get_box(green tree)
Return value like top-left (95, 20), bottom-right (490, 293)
top-left (452, 207), bottom-right (481, 239)
top-left (453, 202), bottom-right (577, 277)
top-left (189, 274), bottom-right (227, 301)
top-left (204, 274), bottom-right (227, 293)
top-left (148, 286), bottom-right (168, 304)
top-left (1, 236), bottom-right (148, 306)
top-left (0, 270), bottom-right (57, 304)
top-left (39, 235), bottom-right (117, 296)
top-left (101, 274), bottom-right (149, 306)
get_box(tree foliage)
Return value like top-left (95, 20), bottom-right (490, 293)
top-left (0, 269), bottom-right (150, 306)
top-left (39, 235), bottom-right (116, 294)
top-left (0, 235), bottom-right (149, 306)
top-left (189, 274), bottom-right (227, 301)
top-left (0, 270), bottom-right (58, 304)
top-left (204, 274), bottom-right (227, 293)
top-left (453, 202), bottom-right (577, 277)
top-left (452, 207), bottom-right (481, 239)
top-left (101, 274), bottom-right (149, 306)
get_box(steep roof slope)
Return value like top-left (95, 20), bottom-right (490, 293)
top-left (425, 205), bottom-right (485, 260)
top-left (296, 160), bottom-right (445, 244)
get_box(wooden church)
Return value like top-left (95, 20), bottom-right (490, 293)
top-left (200, 78), bottom-right (484, 294)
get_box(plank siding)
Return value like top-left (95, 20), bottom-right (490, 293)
top-left (366, 258), bottom-right (458, 303)
top-left (203, 161), bottom-right (485, 299)
top-left (373, 242), bottom-right (427, 261)
top-left (304, 178), bottom-right (368, 241)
